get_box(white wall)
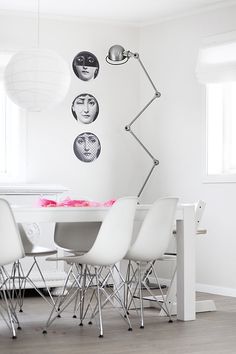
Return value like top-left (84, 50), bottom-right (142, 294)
top-left (2, 4), bottom-right (236, 295)
top-left (0, 12), bottom-right (142, 201)
top-left (140, 4), bottom-right (236, 295)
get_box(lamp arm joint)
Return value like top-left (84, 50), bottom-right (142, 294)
top-left (153, 159), bottom-right (159, 166)
top-left (125, 51), bottom-right (139, 59)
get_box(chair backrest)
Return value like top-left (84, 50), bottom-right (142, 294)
top-left (18, 224), bottom-right (36, 253)
top-left (54, 222), bottom-right (101, 253)
top-left (81, 196), bottom-right (137, 266)
top-left (125, 197), bottom-right (179, 262)
top-left (0, 199), bottom-right (25, 266)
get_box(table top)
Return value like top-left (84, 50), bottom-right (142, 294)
top-left (11, 203), bottom-right (191, 223)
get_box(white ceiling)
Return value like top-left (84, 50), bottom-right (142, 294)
top-left (0, 0), bottom-right (236, 26)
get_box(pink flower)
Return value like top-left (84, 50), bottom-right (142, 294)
top-left (37, 198), bottom-right (57, 207)
top-left (37, 197), bottom-right (116, 208)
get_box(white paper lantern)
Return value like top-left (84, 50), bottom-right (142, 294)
top-left (4, 48), bottom-right (71, 112)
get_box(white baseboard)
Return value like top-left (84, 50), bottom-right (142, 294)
top-left (196, 283), bottom-right (236, 298)
top-left (150, 276), bottom-right (236, 298)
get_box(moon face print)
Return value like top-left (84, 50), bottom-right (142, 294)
top-left (73, 132), bottom-right (101, 163)
top-left (72, 51), bottom-right (99, 81)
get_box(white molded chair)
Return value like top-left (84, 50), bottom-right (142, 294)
top-left (54, 222), bottom-right (100, 254)
top-left (124, 197), bottom-right (179, 328)
top-left (11, 224), bottom-right (57, 312)
top-left (43, 196), bottom-right (137, 338)
top-left (0, 199), bottom-right (25, 338)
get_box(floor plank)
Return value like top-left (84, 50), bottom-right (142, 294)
top-left (0, 292), bottom-right (236, 354)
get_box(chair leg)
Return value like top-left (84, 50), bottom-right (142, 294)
top-left (43, 264), bottom-right (81, 333)
top-left (138, 263), bottom-right (144, 329)
top-left (124, 260), bottom-right (131, 312)
top-left (85, 266), bottom-right (104, 324)
top-left (124, 261), bottom-right (140, 316)
top-left (11, 261), bottom-right (26, 312)
top-left (88, 265), bottom-right (133, 331)
top-left (73, 264), bottom-right (86, 324)
top-left (150, 264), bottom-right (173, 322)
top-left (159, 265), bottom-right (176, 317)
top-left (2, 289), bottom-right (17, 338)
top-left (11, 258), bottom-right (57, 313)
top-left (126, 261), bottom-right (173, 327)
top-left (0, 266), bottom-right (21, 339)
top-left (107, 266), bottom-right (133, 331)
top-left (33, 257), bottom-right (56, 306)
top-left (60, 264), bottom-right (94, 323)
top-left (138, 262), bottom-right (173, 322)
top-left (95, 267), bottom-right (103, 338)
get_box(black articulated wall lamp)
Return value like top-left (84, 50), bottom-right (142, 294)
top-left (106, 45), bottom-right (161, 198)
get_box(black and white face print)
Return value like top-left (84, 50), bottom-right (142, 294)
top-left (71, 93), bottom-right (99, 124)
top-left (73, 132), bottom-right (101, 163)
top-left (72, 51), bottom-right (99, 81)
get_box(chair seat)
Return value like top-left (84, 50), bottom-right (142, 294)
top-left (24, 245), bottom-right (57, 257)
top-left (158, 254), bottom-right (176, 261)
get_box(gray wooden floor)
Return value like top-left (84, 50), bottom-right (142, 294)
top-left (0, 292), bottom-right (236, 354)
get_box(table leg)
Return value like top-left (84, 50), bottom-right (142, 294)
top-left (176, 205), bottom-right (196, 321)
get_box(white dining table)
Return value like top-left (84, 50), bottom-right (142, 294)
top-left (12, 203), bottom-right (197, 321)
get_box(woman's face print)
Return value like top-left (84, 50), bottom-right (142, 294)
top-left (73, 132), bottom-right (101, 162)
top-left (72, 51), bottom-right (99, 81)
top-left (72, 94), bottom-right (99, 124)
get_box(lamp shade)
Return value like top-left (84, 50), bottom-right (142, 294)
top-left (4, 48), bottom-right (71, 112)
top-left (106, 45), bottom-right (128, 65)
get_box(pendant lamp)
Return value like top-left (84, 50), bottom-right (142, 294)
top-left (3, 1), bottom-right (70, 112)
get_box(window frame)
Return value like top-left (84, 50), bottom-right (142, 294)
top-left (203, 81), bottom-right (236, 184)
